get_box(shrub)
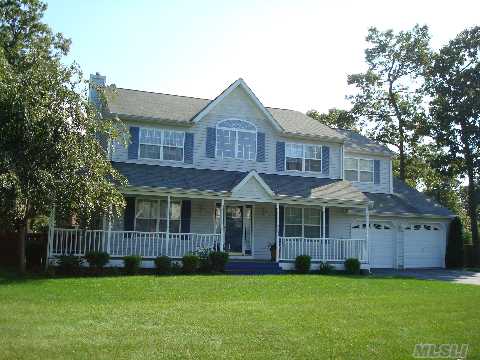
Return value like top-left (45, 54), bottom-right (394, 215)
top-left (295, 255), bottom-right (311, 274)
top-left (182, 255), bottom-right (200, 274)
top-left (318, 261), bottom-right (334, 275)
top-left (208, 251), bottom-right (229, 272)
top-left (57, 254), bottom-right (83, 275)
top-left (154, 256), bottom-right (172, 275)
top-left (123, 255), bottom-right (142, 275)
top-left (344, 258), bottom-right (361, 275)
top-left (195, 248), bottom-right (212, 273)
top-left (84, 251), bottom-right (110, 269)
top-left (445, 217), bottom-right (464, 268)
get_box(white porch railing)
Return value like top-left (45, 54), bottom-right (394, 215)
top-left (49, 228), bottom-right (221, 259)
top-left (278, 237), bottom-right (367, 262)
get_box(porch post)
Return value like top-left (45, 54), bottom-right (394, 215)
top-left (322, 206), bottom-right (326, 261)
top-left (365, 206), bottom-right (369, 263)
top-left (46, 206), bottom-right (55, 269)
top-left (107, 206), bottom-right (112, 254)
top-left (166, 195), bottom-right (171, 256)
top-left (276, 202), bottom-right (280, 262)
top-left (220, 198), bottom-right (225, 252)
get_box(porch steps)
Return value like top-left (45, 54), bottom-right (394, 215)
top-left (225, 260), bottom-right (282, 275)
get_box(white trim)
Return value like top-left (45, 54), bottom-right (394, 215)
top-left (191, 78), bottom-right (284, 132)
top-left (231, 170), bottom-right (275, 198)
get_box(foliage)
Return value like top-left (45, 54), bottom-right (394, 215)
top-left (208, 251), bottom-right (229, 273)
top-left (0, 0), bottom-right (127, 272)
top-left (445, 217), bottom-right (465, 268)
top-left (122, 255), bottom-right (141, 275)
top-left (56, 254), bottom-right (83, 275)
top-left (344, 258), bottom-right (361, 275)
top-left (194, 248), bottom-right (212, 272)
top-left (347, 25), bottom-right (432, 181)
top-left (295, 255), bottom-right (311, 274)
top-left (182, 255), bottom-right (199, 274)
top-left (84, 251), bottom-right (110, 269)
top-left (306, 108), bottom-right (360, 131)
top-left (426, 26), bottom-right (480, 264)
top-left (154, 256), bottom-right (171, 275)
top-left (318, 261), bottom-right (334, 275)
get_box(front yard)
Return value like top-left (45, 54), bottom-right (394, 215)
top-left (0, 273), bottom-right (479, 359)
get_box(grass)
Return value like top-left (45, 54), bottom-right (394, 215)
top-left (0, 272), bottom-right (479, 359)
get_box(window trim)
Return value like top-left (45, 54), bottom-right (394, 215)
top-left (138, 127), bottom-right (185, 163)
top-left (215, 118), bottom-right (257, 161)
top-left (344, 157), bottom-right (374, 183)
top-left (284, 142), bottom-right (323, 173)
top-left (134, 198), bottom-right (182, 233)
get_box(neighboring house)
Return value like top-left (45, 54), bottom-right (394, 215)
top-left (48, 74), bottom-right (454, 270)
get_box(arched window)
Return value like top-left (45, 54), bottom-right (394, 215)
top-left (216, 119), bottom-right (257, 160)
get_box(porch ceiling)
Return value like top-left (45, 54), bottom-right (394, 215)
top-left (112, 162), bottom-right (368, 205)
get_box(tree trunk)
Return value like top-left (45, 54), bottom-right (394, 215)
top-left (466, 168), bottom-right (479, 265)
top-left (18, 219), bottom-right (27, 274)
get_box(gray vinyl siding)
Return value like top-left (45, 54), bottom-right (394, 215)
top-left (344, 152), bottom-right (392, 194)
top-left (190, 199), bottom-right (217, 234)
top-left (110, 85), bottom-right (390, 193)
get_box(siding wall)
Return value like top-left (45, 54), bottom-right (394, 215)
top-left (344, 151), bottom-right (392, 194)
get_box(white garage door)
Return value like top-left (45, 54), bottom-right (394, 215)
top-left (352, 222), bottom-right (395, 268)
top-left (404, 224), bottom-right (445, 268)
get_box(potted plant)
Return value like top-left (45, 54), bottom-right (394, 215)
top-left (267, 242), bottom-right (276, 261)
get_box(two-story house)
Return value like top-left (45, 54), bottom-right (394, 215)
top-left (48, 74), bottom-right (454, 270)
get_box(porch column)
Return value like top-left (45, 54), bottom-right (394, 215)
top-left (322, 206), bottom-right (326, 261)
top-left (107, 206), bottom-right (112, 254)
top-left (276, 202), bottom-right (280, 262)
top-left (220, 198), bottom-right (225, 252)
top-left (365, 206), bottom-right (369, 263)
top-left (166, 195), bottom-right (171, 255)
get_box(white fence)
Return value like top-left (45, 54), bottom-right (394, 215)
top-left (278, 237), bottom-right (367, 262)
top-left (49, 228), bottom-right (221, 259)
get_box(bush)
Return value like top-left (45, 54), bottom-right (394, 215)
top-left (182, 255), bottom-right (200, 274)
top-left (84, 251), bottom-right (110, 269)
top-left (295, 255), bottom-right (311, 274)
top-left (446, 217), bottom-right (464, 268)
top-left (123, 255), bottom-right (142, 275)
top-left (57, 254), bottom-right (83, 275)
top-left (344, 258), bottom-right (361, 275)
top-left (195, 248), bottom-right (212, 273)
top-left (318, 261), bottom-right (334, 275)
top-left (208, 251), bottom-right (229, 272)
top-left (154, 256), bottom-right (172, 275)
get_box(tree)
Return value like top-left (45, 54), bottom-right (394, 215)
top-left (426, 26), bottom-right (480, 264)
top-left (445, 217), bottom-right (465, 268)
top-left (306, 108), bottom-right (359, 131)
top-left (347, 25), bottom-right (431, 181)
top-left (0, 0), bottom-right (126, 273)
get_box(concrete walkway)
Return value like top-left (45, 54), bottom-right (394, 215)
top-left (371, 269), bottom-right (480, 286)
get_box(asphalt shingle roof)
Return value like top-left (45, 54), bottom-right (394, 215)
top-left (336, 129), bottom-right (392, 155)
top-left (113, 163), bottom-right (452, 217)
top-left (365, 178), bottom-right (454, 217)
top-left (112, 162), bottom-right (367, 203)
top-left (105, 88), bottom-right (343, 140)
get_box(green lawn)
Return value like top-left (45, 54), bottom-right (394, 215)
top-left (0, 273), bottom-right (479, 360)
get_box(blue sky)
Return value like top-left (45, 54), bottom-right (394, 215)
top-left (44, 0), bottom-right (479, 112)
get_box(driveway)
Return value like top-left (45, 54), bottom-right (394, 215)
top-left (371, 269), bottom-right (480, 286)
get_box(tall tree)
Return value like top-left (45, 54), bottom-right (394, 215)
top-left (306, 108), bottom-right (359, 131)
top-left (0, 0), bottom-right (126, 273)
top-left (347, 25), bottom-right (431, 181)
top-left (426, 26), bottom-right (480, 264)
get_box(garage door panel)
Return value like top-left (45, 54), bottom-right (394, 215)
top-left (404, 223), bottom-right (445, 268)
top-left (352, 222), bottom-right (394, 268)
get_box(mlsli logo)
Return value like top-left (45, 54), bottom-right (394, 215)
top-left (413, 344), bottom-right (469, 359)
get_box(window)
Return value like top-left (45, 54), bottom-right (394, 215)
top-left (135, 199), bottom-right (182, 232)
top-left (284, 207), bottom-right (322, 238)
top-left (139, 128), bottom-right (184, 161)
top-left (344, 157), bottom-right (374, 182)
top-left (216, 119), bottom-right (256, 160)
top-left (285, 143), bottom-right (322, 172)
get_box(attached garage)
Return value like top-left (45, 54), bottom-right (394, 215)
top-left (352, 222), bottom-right (395, 268)
top-left (403, 223), bottom-right (446, 268)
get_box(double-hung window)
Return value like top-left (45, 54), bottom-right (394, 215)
top-left (285, 143), bottom-right (322, 172)
top-left (216, 119), bottom-right (257, 160)
top-left (139, 128), bottom-right (184, 161)
top-left (344, 157), bottom-right (374, 182)
top-left (135, 199), bottom-right (182, 232)
top-left (284, 207), bottom-right (322, 238)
